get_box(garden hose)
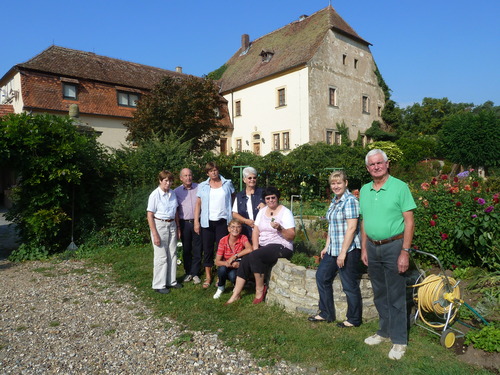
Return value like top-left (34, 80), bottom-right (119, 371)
top-left (413, 274), bottom-right (462, 329)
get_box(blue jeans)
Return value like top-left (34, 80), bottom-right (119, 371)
top-left (315, 249), bottom-right (362, 325)
top-left (217, 266), bottom-right (237, 287)
top-left (367, 239), bottom-right (407, 345)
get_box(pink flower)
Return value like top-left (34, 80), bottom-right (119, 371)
top-left (471, 214), bottom-right (478, 218)
top-left (441, 233), bottom-right (448, 240)
top-left (430, 220), bottom-right (436, 226)
top-left (477, 198), bottom-right (486, 205)
top-left (449, 186), bottom-right (459, 194)
top-left (484, 206), bottom-right (494, 213)
top-left (464, 185), bottom-right (471, 191)
top-left (420, 182), bottom-right (430, 191)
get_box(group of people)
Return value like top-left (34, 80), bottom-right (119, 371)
top-left (147, 149), bottom-right (416, 360)
top-left (146, 163), bottom-right (296, 305)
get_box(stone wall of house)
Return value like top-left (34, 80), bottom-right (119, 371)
top-left (266, 258), bottom-right (378, 321)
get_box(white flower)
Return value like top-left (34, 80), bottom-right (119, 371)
top-left (177, 259), bottom-right (182, 265)
top-left (177, 241), bottom-right (183, 247)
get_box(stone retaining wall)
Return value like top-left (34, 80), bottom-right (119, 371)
top-left (266, 258), bottom-right (378, 321)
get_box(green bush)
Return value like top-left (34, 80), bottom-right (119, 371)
top-left (465, 323), bottom-right (500, 352)
top-left (412, 171), bottom-right (499, 270)
top-left (1, 113), bottom-right (115, 260)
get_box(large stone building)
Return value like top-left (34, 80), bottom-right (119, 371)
top-left (218, 6), bottom-right (385, 155)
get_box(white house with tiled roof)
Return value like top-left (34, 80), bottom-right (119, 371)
top-left (0, 46), bottom-right (189, 149)
top-left (218, 6), bottom-right (385, 155)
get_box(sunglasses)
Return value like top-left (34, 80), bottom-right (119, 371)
top-left (246, 176), bottom-right (257, 180)
top-left (265, 196), bottom-right (277, 200)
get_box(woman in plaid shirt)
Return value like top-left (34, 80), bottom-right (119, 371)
top-left (308, 170), bottom-right (362, 327)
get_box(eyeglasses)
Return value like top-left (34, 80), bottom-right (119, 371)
top-left (229, 226), bottom-right (242, 229)
top-left (246, 176), bottom-right (257, 180)
top-left (265, 196), bottom-right (277, 200)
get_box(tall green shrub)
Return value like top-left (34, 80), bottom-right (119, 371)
top-left (0, 113), bottom-right (114, 259)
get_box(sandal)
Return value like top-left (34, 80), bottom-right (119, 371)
top-left (202, 280), bottom-right (211, 289)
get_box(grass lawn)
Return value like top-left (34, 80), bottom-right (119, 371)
top-left (86, 244), bottom-right (493, 375)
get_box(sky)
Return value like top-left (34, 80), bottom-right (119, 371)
top-left (1, 0), bottom-right (499, 108)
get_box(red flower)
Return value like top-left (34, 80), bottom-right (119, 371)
top-left (472, 181), bottom-right (479, 187)
top-left (464, 185), bottom-right (471, 191)
top-left (441, 233), bottom-right (448, 240)
top-left (449, 186), bottom-right (459, 194)
top-left (441, 175), bottom-right (448, 180)
top-left (430, 220), bottom-right (436, 226)
top-left (432, 214), bottom-right (438, 219)
top-left (474, 197), bottom-right (479, 201)
top-left (453, 177), bottom-right (459, 183)
top-left (455, 201), bottom-right (462, 207)
top-left (420, 182), bottom-right (430, 191)
top-left (431, 178), bottom-right (438, 186)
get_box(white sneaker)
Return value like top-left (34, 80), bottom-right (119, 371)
top-left (364, 334), bottom-right (391, 346)
top-left (388, 344), bottom-right (407, 360)
top-left (213, 287), bottom-right (224, 299)
top-left (192, 276), bottom-right (201, 284)
top-left (183, 275), bottom-right (193, 282)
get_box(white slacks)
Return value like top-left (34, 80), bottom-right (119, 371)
top-left (151, 220), bottom-right (178, 289)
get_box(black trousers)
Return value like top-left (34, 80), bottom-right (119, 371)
top-left (237, 243), bottom-right (292, 280)
top-left (179, 219), bottom-right (202, 276)
top-left (201, 219), bottom-right (228, 268)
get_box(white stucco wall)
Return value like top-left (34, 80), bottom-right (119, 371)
top-left (224, 67), bottom-right (310, 155)
top-left (0, 73), bottom-right (24, 112)
top-left (77, 115), bottom-right (129, 150)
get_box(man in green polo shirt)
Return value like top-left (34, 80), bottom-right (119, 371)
top-left (360, 149), bottom-right (416, 360)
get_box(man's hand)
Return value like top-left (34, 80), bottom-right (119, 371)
top-left (397, 251), bottom-right (410, 273)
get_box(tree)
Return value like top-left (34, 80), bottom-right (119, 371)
top-left (399, 97), bottom-right (473, 137)
top-left (0, 113), bottom-right (114, 258)
top-left (438, 109), bottom-right (500, 174)
top-left (125, 75), bottom-right (226, 154)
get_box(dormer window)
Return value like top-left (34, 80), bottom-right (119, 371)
top-left (260, 50), bottom-right (274, 63)
top-left (62, 83), bottom-right (78, 100)
top-left (117, 91), bottom-right (140, 107)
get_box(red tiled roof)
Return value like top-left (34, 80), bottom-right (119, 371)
top-left (219, 6), bottom-right (370, 92)
top-left (16, 45), bottom-right (184, 90)
top-left (0, 104), bottom-right (14, 117)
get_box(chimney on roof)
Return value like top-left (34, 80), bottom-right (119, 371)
top-left (175, 66), bottom-right (183, 73)
top-left (241, 34), bottom-right (250, 51)
top-left (299, 14), bottom-right (308, 21)
top-left (69, 104), bottom-right (80, 118)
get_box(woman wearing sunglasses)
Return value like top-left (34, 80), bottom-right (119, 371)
top-left (225, 186), bottom-right (295, 305)
top-left (231, 167), bottom-right (265, 243)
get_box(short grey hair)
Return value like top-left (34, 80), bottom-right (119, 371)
top-left (243, 166), bottom-right (258, 178)
top-left (365, 149), bottom-right (388, 166)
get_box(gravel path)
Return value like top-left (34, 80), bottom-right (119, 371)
top-left (0, 260), bottom-right (310, 375)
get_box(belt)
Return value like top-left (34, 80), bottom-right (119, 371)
top-left (180, 219), bottom-right (194, 223)
top-left (367, 233), bottom-right (404, 246)
top-left (154, 217), bottom-right (174, 222)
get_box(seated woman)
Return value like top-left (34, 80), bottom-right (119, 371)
top-left (213, 219), bottom-right (253, 299)
top-left (225, 187), bottom-right (295, 305)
